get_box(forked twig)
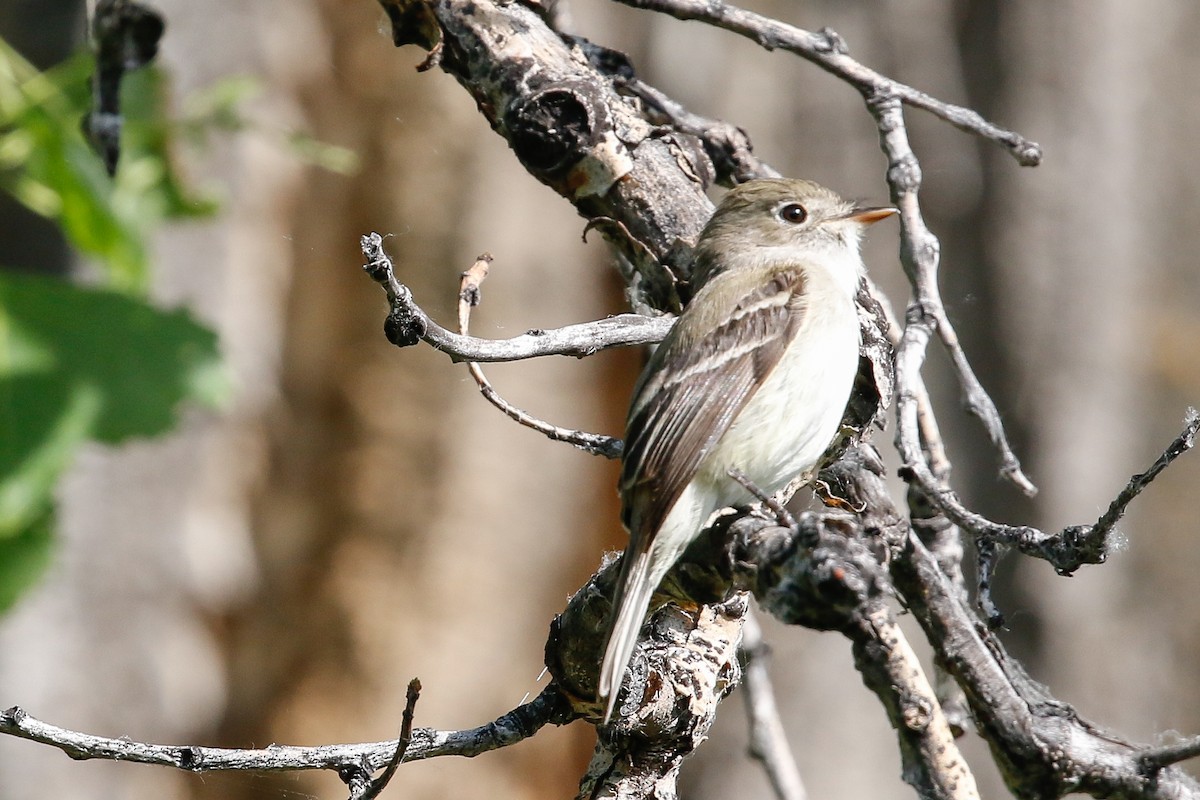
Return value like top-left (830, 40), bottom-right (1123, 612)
top-left (354, 679), bottom-right (422, 800)
top-left (456, 253), bottom-right (625, 459)
top-left (361, 233), bottom-right (672, 363)
top-left (610, 0), bottom-right (1042, 167)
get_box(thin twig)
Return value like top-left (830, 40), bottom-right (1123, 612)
top-left (355, 679), bottom-right (422, 800)
top-left (455, 253), bottom-right (625, 459)
top-left (914, 409), bottom-right (1199, 576)
top-left (740, 613), bottom-right (807, 800)
top-left (1094, 407), bottom-right (1199, 533)
top-left (610, 0), bottom-right (1042, 167)
top-left (864, 276), bottom-right (949, 480)
top-left (361, 233), bottom-right (673, 363)
top-left (1139, 735), bottom-right (1200, 774)
top-left (728, 468), bottom-right (795, 528)
top-left (864, 92), bottom-right (1035, 496)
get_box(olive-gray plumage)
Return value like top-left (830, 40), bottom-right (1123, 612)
top-left (599, 179), bottom-right (895, 721)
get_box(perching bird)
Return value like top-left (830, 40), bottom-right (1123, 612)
top-left (599, 178), bottom-right (895, 721)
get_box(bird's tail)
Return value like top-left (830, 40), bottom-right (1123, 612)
top-left (598, 549), bottom-right (656, 723)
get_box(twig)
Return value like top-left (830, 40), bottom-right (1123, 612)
top-left (0, 686), bottom-right (567, 775)
top-left (864, 277), bottom-right (950, 479)
top-left (354, 679), bottom-right (422, 800)
top-left (911, 408), bottom-right (1198, 577)
top-left (894, 531), bottom-right (1200, 799)
top-left (1093, 407), bottom-right (1199, 534)
top-left (610, 0), bottom-right (1042, 167)
top-left (974, 537), bottom-right (1004, 629)
top-left (1139, 735), bottom-right (1200, 774)
top-left (456, 253), bottom-right (625, 459)
top-left (740, 613), bottom-right (807, 800)
top-left (864, 91), bottom-right (1035, 496)
top-left (361, 232), bottom-right (673, 363)
top-left (728, 468), bottom-right (795, 528)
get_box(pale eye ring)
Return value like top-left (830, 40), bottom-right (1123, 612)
top-left (778, 203), bottom-right (808, 224)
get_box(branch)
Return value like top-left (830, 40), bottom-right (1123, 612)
top-left (352, 678), bottom-right (421, 800)
top-left (892, 530), bottom-right (1200, 799)
top-left (361, 232), bottom-right (673, 362)
top-left (1093, 407), bottom-right (1199, 534)
top-left (0, 686), bottom-right (570, 778)
top-left (455, 251), bottom-right (624, 459)
top-left (618, 76), bottom-right (777, 185)
top-left (915, 408), bottom-right (1198, 578)
top-left (739, 613), bottom-right (807, 800)
top-left (1139, 736), bottom-right (1200, 773)
top-left (610, 0), bottom-right (1042, 167)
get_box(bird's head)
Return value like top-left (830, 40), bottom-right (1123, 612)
top-left (691, 178), bottom-right (896, 290)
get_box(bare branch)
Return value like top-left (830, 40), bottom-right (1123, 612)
top-left (893, 532), bottom-right (1200, 799)
top-left (1139, 735), bottom-right (1200, 773)
top-left (361, 232), bottom-right (673, 363)
top-left (0, 687), bottom-right (569, 776)
top-left (848, 605), bottom-right (979, 800)
top-left (456, 251), bottom-right (624, 459)
top-left (740, 613), bottom-right (807, 800)
top-left (609, 0), bottom-right (1042, 166)
top-left (354, 678), bottom-right (422, 800)
top-left (909, 407), bottom-right (1199, 577)
top-left (865, 91), bottom-right (1035, 498)
top-left (1093, 407), bottom-right (1199, 534)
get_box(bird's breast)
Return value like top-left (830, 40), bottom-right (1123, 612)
top-left (698, 296), bottom-right (860, 507)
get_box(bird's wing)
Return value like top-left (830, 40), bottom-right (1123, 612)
top-left (620, 265), bottom-right (808, 540)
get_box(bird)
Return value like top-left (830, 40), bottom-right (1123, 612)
top-left (598, 178), bottom-right (896, 722)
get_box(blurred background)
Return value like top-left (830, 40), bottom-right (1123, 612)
top-left (1, 0), bottom-right (1198, 798)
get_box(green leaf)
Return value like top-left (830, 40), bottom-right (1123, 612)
top-left (0, 44), bottom-right (222, 292)
top-left (0, 45), bottom-right (151, 290)
top-left (0, 271), bottom-right (229, 541)
top-left (0, 271), bottom-right (228, 440)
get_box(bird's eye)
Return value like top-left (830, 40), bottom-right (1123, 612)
top-left (778, 203), bottom-right (808, 224)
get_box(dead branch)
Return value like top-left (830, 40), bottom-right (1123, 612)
top-left (361, 232), bottom-right (673, 362)
top-left (608, 0), bottom-right (1042, 167)
top-left (455, 251), bottom-right (624, 458)
top-left (0, 686), bottom-right (569, 782)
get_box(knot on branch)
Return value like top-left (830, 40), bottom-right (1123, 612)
top-left (813, 26), bottom-right (849, 55)
top-left (1014, 141), bottom-right (1044, 167)
top-left (509, 83), bottom-right (597, 172)
top-left (886, 152), bottom-right (922, 194)
top-left (379, 0), bottom-right (442, 52)
top-left (383, 290), bottom-right (427, 347)
top-left (1042, 524), bottom-right (1108, 576)
top-left (506, 81), bottom-right (632, 196)
top-left (735, 512), bottom-right (888, 631)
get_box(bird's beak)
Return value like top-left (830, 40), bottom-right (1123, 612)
top-left (843, 206), bottom-right (898, 225)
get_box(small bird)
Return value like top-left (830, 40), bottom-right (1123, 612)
top-left (599, 178), bottom-right (895, 721)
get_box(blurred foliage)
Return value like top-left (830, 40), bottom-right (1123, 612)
top-left (0, 37), bottom-right (241, 612)
top-left (0, 29), bottom-right (358, 612)
top-left (0, 272), bottom-right (226, 609)
top-left (0, 40), bottom-right (217, 291)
